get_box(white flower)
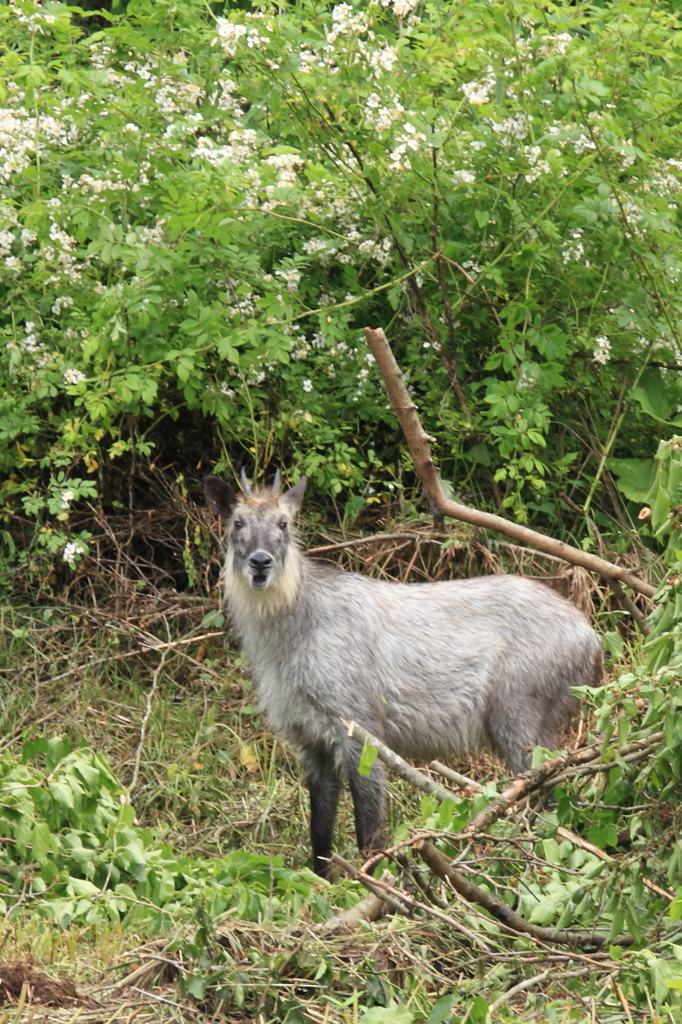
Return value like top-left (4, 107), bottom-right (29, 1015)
top-left (302, 379), bottom-right (313, 392)
top-left (357, 237), bottom-right (389, 263)
top-left (389, 124), bottom-right (427, 171)
top-left (275, 268), bottom-right (301, 292)
top-left (365, 92), bottom-right (405, 131)
top-left (0, 229), bottom-right (15, 257)
top-left (391, 0), bottom-right (419, 17)
top-left (561, 229), bottom-right (584, 264)
top-left (461, 69), bottom-right (496, 106)
top-left (573, 133), bottom-right (596, 155)
top-left (461, 259), bottom-right (481, 281)
top-left (60, 489), bottom-right (75, 509)
top-left (523, 144), bottom-right (551, 183)
top-left (266, 153), bottom-right (303, 170)
top-left (537, 32), bottom-right (572, 59)
top-left (51, 295), bottom-right (74, 314)
top-left (63, 541), bottom-right (85, 565)
top-left (453, 169), bottom-right (475, 185)
top-left (373, 47), bottom-right (398, 74)
top-left (488, 114), bottom-right (531, 144)
top-left (326, 3), bottom-right (369, 42)
top-left (302, 237), bottom-right (334, 255)
top-left (194, 130), bottom-right (258, 168)
top-left (64, 367), bottom-right (86, 385)
top-left (593, 336), bottom-right (611, 365)
top-left (214, 18), bottom-right (249, 56)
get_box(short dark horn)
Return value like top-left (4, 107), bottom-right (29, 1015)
top-left (240, 468), bottom-right (252, 495)
top-left (272, 469), bottom-right (281, 495)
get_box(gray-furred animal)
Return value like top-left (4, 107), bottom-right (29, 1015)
top-left (204, 471), bottom-right (603, 877)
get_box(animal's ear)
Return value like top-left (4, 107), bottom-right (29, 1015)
top-left (279, 477), bottom-right (307, 513)
top-left (204, 476), bottom-right (239, 519)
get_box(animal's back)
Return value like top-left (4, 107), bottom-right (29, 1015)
top-left (235, 564), bottom-right (601, 774)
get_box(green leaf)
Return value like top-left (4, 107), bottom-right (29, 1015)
top-left (360, 1007), bottom-right (413, 1024)
top-left (31, 822), bottom-right (51, 863)
top-left (357, 742), bottom-right (378, 777)
top-left (631, 369), bottom-right (672, 423)
top-left (670, 891), bottom-right (682, 921)
top-left (528, 897), bottom-right (558, 925)
top-left (186, 975), bottom-right (207, 999)
top-left (66, 877), bottom-right (99, 897)
top-left (468, 996), bottom-right (489, 1023)
top-left (603, 631), bottom-right (624, 659)
top-left (427, 994), bottom-right (457, 1024)
top-left (48, 781), bottom-right (75, 809)
top-left (609, 458), bottom-right (656, 502)
top-left (586, 823), bottom-right (618, 849)
top-left (200, 610), bottom-right (225, 629)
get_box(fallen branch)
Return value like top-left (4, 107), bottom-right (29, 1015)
top-left (466, 730), bottom-right (663, 834)
top-left (429, 760), bottom-right (482, 790)
top-left (343, 720), bottom-right (458, 803)
top-left (556, 826), bottom-right (674, 901)
top-left (608, 579), bottom-right (650, 635)
top-left (464, 751), bottom-right (590, 835)
top-left (44, 628), bottom-right (224, 688)
top-left (316, 890), bottom-right (385, 934)
top-left (364, 326), bottom-right (655, 599)
top-left (488, 967), bottom-right (601, 1013)
top-left (487, 969), bottom-right (552, 1012)
top-left (415, 840), bottom-right (634, 948)
top-left (330, 855), bottom-right (409, 919)
top-left (331, 855), bottom-right (491, 951)
top-left (345, 719), bottom-right (663, 841)
top-left (104, 955), bottom-right (172, 993)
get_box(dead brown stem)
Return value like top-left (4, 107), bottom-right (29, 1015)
top-left (316, 890), bottom-right (385, 934)
top-left (415, 840), bottom-right (634, 948)
top-left (364, 326), bottom-right (656, 599)
top-left (332, 855), bottom-right (491, 950)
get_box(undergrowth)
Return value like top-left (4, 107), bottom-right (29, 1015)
top-left (0, 527), bottom-right (678, 1024)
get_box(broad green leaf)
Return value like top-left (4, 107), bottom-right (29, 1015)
top-left (357, 742), bottom-right (378, 777)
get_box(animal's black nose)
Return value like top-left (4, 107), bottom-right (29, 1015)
top-left (249, 551), bottom-right (273, 572)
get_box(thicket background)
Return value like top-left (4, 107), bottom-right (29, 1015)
top-left (2, 0), bottom-right (682, 1021)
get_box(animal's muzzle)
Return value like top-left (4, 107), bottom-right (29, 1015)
top-left (249, 550), bottom-right (274, 588)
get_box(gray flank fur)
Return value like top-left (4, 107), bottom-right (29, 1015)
top-left (238, 561), bottom-right (598, 773)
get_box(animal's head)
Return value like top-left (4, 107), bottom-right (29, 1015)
top-left (204, 470), bottom-right (306, 595)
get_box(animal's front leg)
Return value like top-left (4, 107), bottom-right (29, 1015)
top-left (346, 748), bottom-right (386, 870)
top-left (300, 748), bottom-right (342, 878)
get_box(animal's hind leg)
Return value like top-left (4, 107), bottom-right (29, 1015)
top-left (345, 748), bottom-right (386, 871)
top-left (486, 706), bottom-right (542, 776)
top-left (301, 748), bottom-right (342, 878)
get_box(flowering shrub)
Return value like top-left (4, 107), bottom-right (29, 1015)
top-left (2, 0), bottom-right (682, 571)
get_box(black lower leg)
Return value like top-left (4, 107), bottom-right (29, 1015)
top-left (346, 756), bottom-right (386, 872)
top-left (303, 751), bottom-right (341, 878)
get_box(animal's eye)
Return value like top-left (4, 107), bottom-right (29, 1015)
top-left (233, 520), bottom-right (243, 530)
top-left (280, 519), bottom-right (288, 530)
